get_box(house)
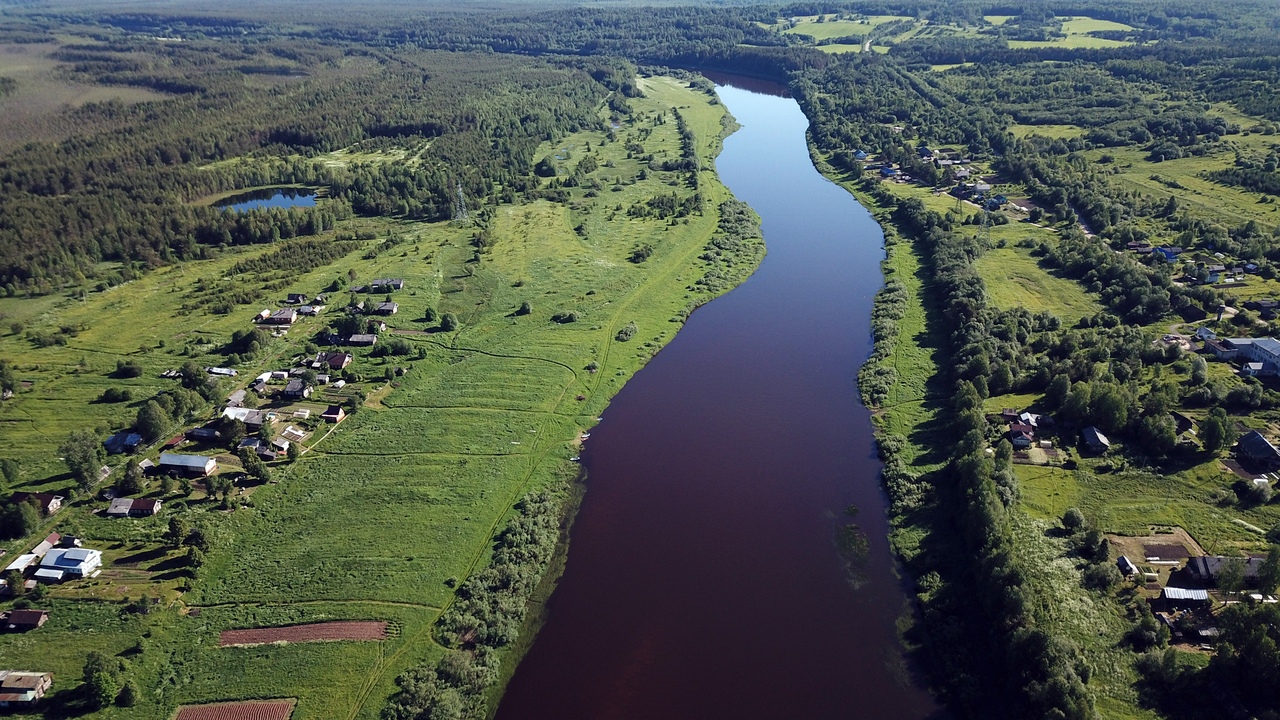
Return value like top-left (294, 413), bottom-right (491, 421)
top-left (1195, 327), bottom-right (1218, 342)
top-left (3, 609), bottom-right (48, 632)
top-left (298, 305), bottom-right (325, 316)
top-left (369, 278), bottom-right (405, 292)
top-left (158, 453), bottom-right (218, 477)
top-left (281, 379), bottom-right (311, 399)
top-left (249, 379), bottom-right (268, 394)
top-left (9, 493), bottom-right (62, 516)
top-left (39, 548), bottom-right (102, 578)
top-left (321, 405), bottom-right (346, 423)
top-left (1082, 426), bottom-right (1111, 454)
top-left (1008, 423), bottom-right (1035, 449)
top-left (1117, 556), bottom-right (1139, 576)
top-left (853, 149), bottom-right (869, 161)
top-left (286, 293), bottom-right (309, 305)
top-left (375, 302), bottom-right (399, 315)
top-left (347, 334), bottom-right (378, 346)
top-left (222, 407), bottom-right (267, 431)
top-left (226, 389), bottom-right (247, 407)
top-left (108, 498), bottom-right (162, 518)
top-left (313, 351), bottom-right (353, 370)
top-left (1154, 246), bottom-right (1183, 262)
top-left (184, 426), bottom-right (220, 442)
top-left (953, 167), bottom-right (971, 180)
top-left (1171, 411), bottom-right (1196, 435)
top-left (1186, 556), bottom-right (1263, 586)
top-left (270, 437), bottom-right (290, 454)
top-left (206, 366), bottom-right (238, 377)
top-left (239, 438), bottom-right (277, 461)
top-left (1237, 430), bottom-right (1280, 466)
top-left (262, 308), bottom-right (298, 325)
top-left (879, 166), bottom-right (899, 178)
top-left (103, 431), bottom-right (142, 455)
top-left (0, 671), bottom-right (53, 706)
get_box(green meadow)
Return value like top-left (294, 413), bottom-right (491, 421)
top-left (0, 75), bottom-right (757, 718)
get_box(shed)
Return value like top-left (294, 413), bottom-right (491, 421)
top-left (1237, 430), bottom-right (1280, 466)
top-left (1082, 426), bottom-right (1111, 454)
top-left (1161, 586), bottom-right (1209, 608)
top-left (4, 609), bottom-right (48, 632)
top-left (321, 405), bottom-right (346, 423)
top-left (375, 302), bottom-right (399, 315)
top-left (282, 379), bottom-right (311, 399)
top-left (0, 670), bottom-right (53, 706)
top-left (1117, 556), bottom-right (1139, 576)
top-left (158, 453), bottom-right (217, 477)
top-left (103, 431), bottom-right (143, 455)
top-left (31, 568), bottom-right (64, 584)
top-left (3, 555), bottom-right (37, 574)
top-left (347, 334), bottom-right (378, 346)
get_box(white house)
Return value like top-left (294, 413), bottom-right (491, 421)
top-left (39, 548), bottom-right (102, 578)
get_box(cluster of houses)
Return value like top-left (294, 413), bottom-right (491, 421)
top-left (3, 532), bottom-right (102, 585)
top-left (256, 279), bottom-right (405, 332)
top-left (999, 408), bottom-right (1055, 449)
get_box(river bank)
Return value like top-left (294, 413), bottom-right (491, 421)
top-left (494, 75), bottom-right (939, 720)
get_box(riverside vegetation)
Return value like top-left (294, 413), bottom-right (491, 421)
top-left (6, 0), bottom-right (1280, 718)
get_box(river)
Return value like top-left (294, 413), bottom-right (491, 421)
top-left (494, 76), bottom-right (941, 719)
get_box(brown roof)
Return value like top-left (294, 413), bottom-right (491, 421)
top-left (0, 673), bottom-right (45, 689)
top-left (6, 609), bottom-right (48, 628)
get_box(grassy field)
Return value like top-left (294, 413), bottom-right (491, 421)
top-left (975, 246), bottom-right (1100, 323)
top-left (0, 75), bottom-right (755, 718)
top-left (777, 15), bottom-right (913, 40)
top-left (1005, 18), bottom-right (1137, 49)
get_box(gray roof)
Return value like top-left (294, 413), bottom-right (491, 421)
top-left (1238, 430), bottom-right (1280, 460)
top-left (1162, 587), bottom-right (1208, 601)
top-left (159, 453), bottom-right (216, 469)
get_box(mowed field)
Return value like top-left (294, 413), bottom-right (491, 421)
top-left (0, 76), bottom-right (753, 718)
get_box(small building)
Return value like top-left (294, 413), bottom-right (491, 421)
top-left (1117, 556), bottom-right (1139, 576)
top-left (347, 334), bottom-right (378, 346)
top-left (853, 150), bottom-right (868, 161)
top-left (158, 453), bottom-right (218, 477)
top-left (1237, 430), bottom-right (1280, 466)
top-left (286, 293), bottom-right (309, 305)
top-left (29, 533), bottom-right (59, 559)
top-left (222, 407), bottom-right (267, 431)
top-left (185, 426), bottom-right (220, 442)
top-left (1082, 426), bottom-right (1111, 454)
top-left (298, 305), bottom-right (325, 316)
top-left (39, 548), bottom-right (102, 578)
top-left (313, 351), bottom-right (353, 370)
top-left (1195, 327), bottom-right (1217, 342)
top-left (375, 302), bottom-right (399, 316)
top-left (206, 367), bottom-right (238, 377)
top-left (321, 405), bottom-right (347, 423)
top-left (281, 426), bottom-right (307, 443)
top-left (3, 609), bottom-right (48, 632)
top-left (0, 670), bottom-right (53, 706)
top-left (282, 379), bottom-right (311, 399)
top-left (331, 379), bottom-right (347, 389)
top-left (1244, 362), bottom-right (1265, 376)
top-left (262, 308), bottom-right (298, 326)
top-left (369, 278), bottom-right (405, 292)
top-left (9, 492), bottom-right (62, 516)
top-left (879, 166), bottom-right (899, 178)
top-left (226, 389), bottom-right (247, 407)
top-left (106, 497), bottom-right (134, 517)
top-left (103, 431), bottom-right (143, 455)
top-left (1008, 423), bottom-right (1035, 449)
top-left (1160, 586), bottom-right (1209, 609)
top-left (3, 555), bottom-right (38, 575)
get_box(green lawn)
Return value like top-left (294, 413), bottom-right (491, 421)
top-left (975, 246), bottom-right (1101, 323)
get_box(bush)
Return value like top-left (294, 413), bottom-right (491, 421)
top-left (615, 321), bottom-right (637, 341)
top-left (440, 313), bottom-right (460, 331)
top-left (1082, 562), bottom-right (1121, 591)
top-left (551, 312), bottom-right (578, 324)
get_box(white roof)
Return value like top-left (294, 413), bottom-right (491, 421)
top-left (4, 554), bottom-right (38, 572)
top-left (159, 453), bottom-right (216, 470)
top-left (1162, 587), bottom-right (1208, 601)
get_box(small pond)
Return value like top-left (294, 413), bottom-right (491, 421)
top-left (214, 187), bottom-right (317, 212)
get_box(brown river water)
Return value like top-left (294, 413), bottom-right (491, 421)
top-left (494, 74), bottom-right (943, 720)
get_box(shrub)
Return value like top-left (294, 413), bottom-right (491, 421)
top-left (615, 321), bottom-right (637, 341)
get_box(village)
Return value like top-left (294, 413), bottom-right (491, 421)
top-left (0, 279), bottom-right (410, 707)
